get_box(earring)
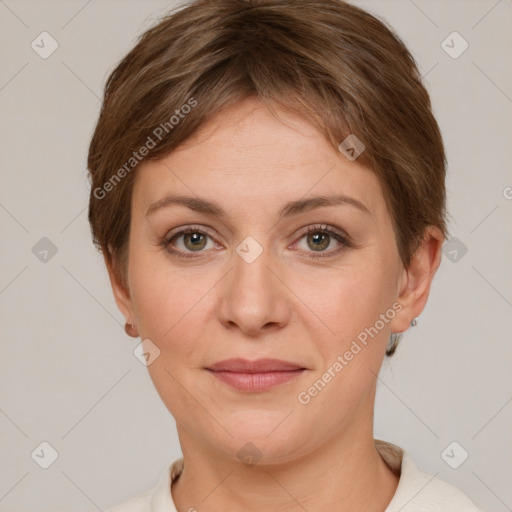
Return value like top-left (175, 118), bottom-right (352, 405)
top-left (124, 321), bottom-right (139, 338)
top-left (410, 317), bottom-right (419, 327)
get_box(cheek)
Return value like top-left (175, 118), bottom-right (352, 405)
top-left (291, 265), bottom-right (396, 427)
top-left (295, 258), bottom-right (399, 350)
top-left (127, 252), bottom-right (214, 418)
top-left (129, 240), bottom-right (400, 359)
top-left (128, 247), bottom-right (208, 356)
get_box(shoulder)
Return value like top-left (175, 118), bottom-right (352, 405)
top-left (378, 441), bottom-right (485, 512)
top-left (107, 490), bottom-right (152, 512)
top-left (105, 458), bottom-right (183, 512)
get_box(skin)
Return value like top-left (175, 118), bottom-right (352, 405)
top-left (107, 97), bottom-right (443, 512)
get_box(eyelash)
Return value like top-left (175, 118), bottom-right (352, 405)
top-left (161, 223), bottom-right (351, 260)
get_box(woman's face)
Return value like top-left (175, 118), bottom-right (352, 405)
top-left (113, 97), bottom-right (417, 463)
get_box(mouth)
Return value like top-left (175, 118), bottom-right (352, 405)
top-left (205, 358), bottom-right (306, 392)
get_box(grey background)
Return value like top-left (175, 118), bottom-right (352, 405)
top-left (0, 0), bottom-right (511, 511)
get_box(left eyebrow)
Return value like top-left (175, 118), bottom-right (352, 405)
top-left (146, 193), bottom-right (371, 219)
top-left (277, 194), bottom-right (371, 219)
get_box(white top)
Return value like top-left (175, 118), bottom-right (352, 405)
top-left (107, 440), bottom-right (483, 512)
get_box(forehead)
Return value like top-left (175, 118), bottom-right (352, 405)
top-left (133, 98), bottom-right (385, 218)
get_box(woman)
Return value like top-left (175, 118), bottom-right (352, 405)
top-left (87, 0), bottom-right (484, 510)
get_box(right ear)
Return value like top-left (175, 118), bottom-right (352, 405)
top-left (104, 246), bottom-right (135, 324)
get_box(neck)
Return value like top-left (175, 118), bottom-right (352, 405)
top-left (171, 425), bottom-right (399, 512)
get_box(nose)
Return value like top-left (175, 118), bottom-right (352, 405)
top-left (217, 240), bottom-right (291, 337)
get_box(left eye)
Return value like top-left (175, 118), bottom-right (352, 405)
top-left (162, 224), bottom-right (350, 259)
top-left (293, 225), bottom-right (349, 257)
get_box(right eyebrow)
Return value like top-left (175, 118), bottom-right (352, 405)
top-left (146, 193), bottom-right (371, 219)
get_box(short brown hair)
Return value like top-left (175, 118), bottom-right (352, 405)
top-left (87, 0), bottom-right (447, 355)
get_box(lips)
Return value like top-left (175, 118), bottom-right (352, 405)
top-left (206, 358), bottom-right (306, 392)
top-left (207, 358), bottom-right (305, 373)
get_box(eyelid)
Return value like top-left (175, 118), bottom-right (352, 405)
top-left (293, 223), bottom-right (349, 242)
top-left (290, 223), bottom-right (351, 258)
top-left (162, 222), bottom-right (351, 258)
top-left (163, 224), bottom-right (218, 243)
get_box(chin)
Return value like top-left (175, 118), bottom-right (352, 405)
top-left (205, 413), bottom-right (313, 465)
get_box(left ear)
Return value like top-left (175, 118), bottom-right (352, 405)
top-left (390, 226), bottom-right (444, 334)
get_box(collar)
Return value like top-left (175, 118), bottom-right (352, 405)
top-left (144, 440), bottom-right (480, 512)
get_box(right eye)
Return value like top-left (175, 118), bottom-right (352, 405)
top-left (162, 225), bottom-right (220, 258)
